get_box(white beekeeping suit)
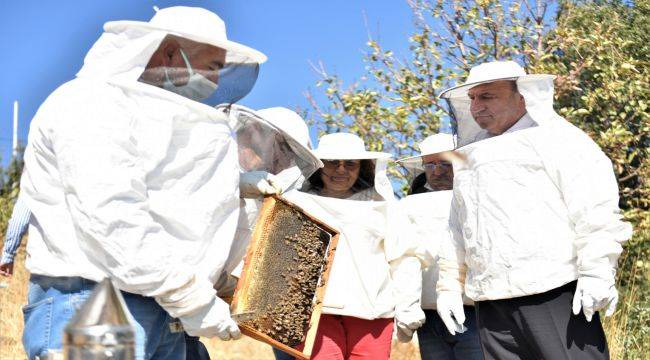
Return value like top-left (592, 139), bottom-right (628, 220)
top-left (213, 105), bottom-right (322, 295)
top-left (283, 133), bottom-right (403, 321)
top-left (392, 134), bottom-right (475, 339)
top-left (435, 61), bottom-right (632, 333)
top-left (20, 6), bottom-right (266, 339)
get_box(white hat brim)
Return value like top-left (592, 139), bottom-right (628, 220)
top-left (312, 150), bottom-right (392, 161)
top-left (397, 150), bottom-right (456, 170)
top-left (439, 74), bottom-right (555, 99)
top-left (104, 21), bottom-right (267, 63)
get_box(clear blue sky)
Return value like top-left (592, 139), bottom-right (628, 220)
top-left (0, 0), bottom-right (416, 166)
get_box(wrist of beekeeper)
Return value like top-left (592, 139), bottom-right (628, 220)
top-left (239, 171), bottom-right (282, 198)
top-left (155, 276), bottom-right (217, 318)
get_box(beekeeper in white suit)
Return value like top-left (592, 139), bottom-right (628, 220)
top-left (20, 6), bottom-right (266, 359)
top-left (280, 133), bottom-right (421, 360)
top-left (394, 134), bottom-right (482, 360)
top-left (436, 61), bottom-right (632, 359)
top-left (213, 105), bottom-right (322, 296)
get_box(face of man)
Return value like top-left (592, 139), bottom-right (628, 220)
top-left (140, 35), bottom-right (226, 87)
top-left (468, 80), bottom-right (526, 135)
top-left (422, 153), bottom-right (453, 191)
top-left (320, 160), bottom-right (361, 195)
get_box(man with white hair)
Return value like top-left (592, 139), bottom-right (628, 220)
top-left (435, 61), bottom-right (632, 359)
top-left (20, 6), bottom-right (266, 359)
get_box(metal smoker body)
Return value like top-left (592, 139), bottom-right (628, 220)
top-left (63, 278), bottom-right (136, 359)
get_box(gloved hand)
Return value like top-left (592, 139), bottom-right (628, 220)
top-left (390, 256), bottom-right (426, 342)
top-left (239, 171), bottom-right (282, 198)
top-left (394, 308), bottom-right (425, 342)
top-left (436, 291), bottom-right (467, 335)
top-left (572, 276), bottom-right (618, 322)
top-left (179, 296), bottom-right (241, 340)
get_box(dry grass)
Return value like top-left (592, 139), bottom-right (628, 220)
top-left (0, 239), bottom-right (420, 359)
top-left (0, 240), bottom-right (29, 360)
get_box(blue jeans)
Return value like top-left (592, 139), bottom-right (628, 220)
top-left (22, 274), bottom-right (185, 360)
top-left (417, 307), bottom-right (483, 360)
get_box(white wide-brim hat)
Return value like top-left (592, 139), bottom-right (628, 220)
top-left (313, 133), bottom-right (391, 160)
top-left (397, 133), bottom-right (455, 170)
top-left (257, 107), bottom-right (313, 149)
top-left (104, 6), bottom-right (267, 64)
top-left (439, 61), bottom-right (554, 99)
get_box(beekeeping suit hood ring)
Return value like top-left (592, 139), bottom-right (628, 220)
top-left (439, 61), bottom-right (559, 147)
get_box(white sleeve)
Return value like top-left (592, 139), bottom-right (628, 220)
top-left (543, 127), bottom-right (632, 281)
top-left (384, 199), bottom-right (431, 266)
top-left (436, 198), bottom-right (466, 294)
top-left (53, 109), bottom-right (216, 318)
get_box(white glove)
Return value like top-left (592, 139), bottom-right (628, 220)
top-left (391, 257), bottom-right (426, 342)
top-left (436, 291), bottom-right (467, 335)
top-left (572, 276), bottom-right (618, 322)
top-left (239, 171), bottom-right (282, 198)
top-left (395, 308), bottom-right (425, 343)
top-left (180, 296), bottom-right (241, 340)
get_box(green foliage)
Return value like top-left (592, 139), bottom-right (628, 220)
top-left (534, 0), bottom-right (649, 211)
top-left (0, 155), bottom-right (24, 199)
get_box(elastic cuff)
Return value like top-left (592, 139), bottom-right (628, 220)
top-left (156, 278), bottom-right (216, 318)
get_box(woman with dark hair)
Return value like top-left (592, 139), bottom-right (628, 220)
top-left (306, 158), bottom-right (376, 199)
top-left (278, 132), bottom-right (420, 360)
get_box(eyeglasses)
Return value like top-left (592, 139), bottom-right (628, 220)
top-left (322, 160), bottom-right (361, 170)
top-left (423, 162), bottom-right (452, 171)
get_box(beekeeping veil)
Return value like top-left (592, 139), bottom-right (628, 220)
top-left (397, 133), bottom-right (456, 195)
top-left (215, 105), bottom-right (322, 294)
top-left (439, 61), bottom-right (558, 147)
top-left (93, 6), bottom-right (266, 106)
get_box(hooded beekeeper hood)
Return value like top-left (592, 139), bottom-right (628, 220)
top-left (439, 61), bottom-right (558, 147)
top-left (223, 104), bottom-right (322, 191)
top-left (397, 133), bottom-right (455, 195)
top-left (78, 6), bottom-right (266, 105)
top-left (214, 105), bottom-right (322, 295)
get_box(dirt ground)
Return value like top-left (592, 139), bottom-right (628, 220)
top-left (0, 241), bottom-right (421, 359)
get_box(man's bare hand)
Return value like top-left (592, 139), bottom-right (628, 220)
top-left (0, 262), bottom-right (14, 277)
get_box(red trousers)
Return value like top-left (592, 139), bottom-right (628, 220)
top-left (309, 314), bottom-right (393, 360)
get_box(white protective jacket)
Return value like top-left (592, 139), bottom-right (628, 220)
top-left (21, 26), bottom-right (242, 317)
top-left (394, 191), bottom-right (473, 309)
top-left (282, 156), bottom-right (407, 320)
top-left (438, 76), bottom-right (633, 301)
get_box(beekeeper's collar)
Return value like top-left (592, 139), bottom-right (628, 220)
top-left (312, 133), bottom-right (394, 201)
top-left (77, 6), bottom-right (266, 107)
top-left (397, 133), bottom-right (455, 171)
top-left (439, 61), bottom-right (563, 147)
